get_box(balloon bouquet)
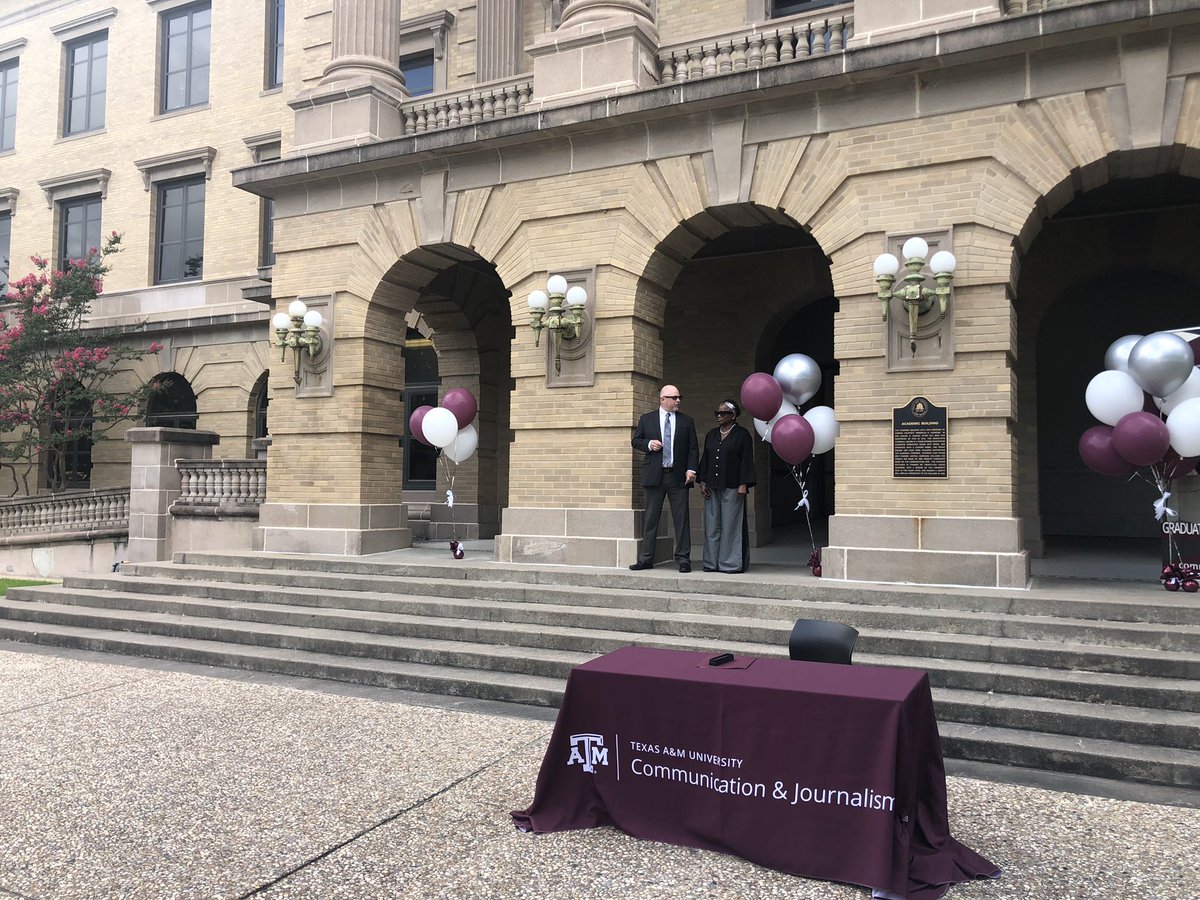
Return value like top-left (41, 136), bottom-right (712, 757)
top-left (1079, 331), bottom-right (1200, 590)
top-left (740, 354), bottom-right (840, 576)
top-left (408, 387), bottom-right (479, 559)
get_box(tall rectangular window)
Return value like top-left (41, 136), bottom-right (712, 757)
top-left (0, 212), bottom-right (11, 294)
top-left (64, 32), bottom-right (107, 135)
top-left (0, 61), bottom-right (17, 151)
top-left (266, 0), bottom-right (284, 89)
top-left (59, 196), bottom-right (102, 265)
top-left (161, 3), bottom-right (210, 113)
top-left (156, 177), bottom-right (205, 283)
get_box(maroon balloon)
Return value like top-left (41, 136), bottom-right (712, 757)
top-left (442, 387), bottom-right (478, 428)
top-left (1078, 425), bottom-right (1136, 476)
top-left (770, 414), bottom-right (815, 466)
top-left (1112, 411), bottom-right (1170, 467)
top-left (740, 373), bottom-right (784, 421)
top-left (1159, 448), bottom-right (1200, 480)
top-left (409, 405), bottom-right (434, 446)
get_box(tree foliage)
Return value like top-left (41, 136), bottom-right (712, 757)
top-left (0, 233), bottom-right (162, 495)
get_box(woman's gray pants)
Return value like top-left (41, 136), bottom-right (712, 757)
top-left (703, 488), bottom-right (745, 572)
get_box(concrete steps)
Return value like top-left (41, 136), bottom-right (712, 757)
top-left (2, 550), bottom-right (1198, 789)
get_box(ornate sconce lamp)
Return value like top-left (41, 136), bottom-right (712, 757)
top-left (874, 237), bottom-right (957, 356)
top-left (271, 298), bottom-right (324, 384)
top-left (528, 274), bottom-right (589, 375)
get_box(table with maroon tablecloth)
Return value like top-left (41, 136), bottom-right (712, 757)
top-left (513, 646), bottom-right (998, 900)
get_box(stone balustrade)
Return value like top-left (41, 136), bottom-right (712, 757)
top-left (172, 459), bottom-right (266, 517)
top-left (400, 77), bottom-right (533, 135)
top-left (0, 487), bottom-right (129, 540)
top-left (1002, 0), bottom-right (1091, 12)
top-left (658, 7), bottom-right (853, 84)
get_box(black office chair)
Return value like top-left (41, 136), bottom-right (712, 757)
top-left (788, 618), bottom-right (859, 665)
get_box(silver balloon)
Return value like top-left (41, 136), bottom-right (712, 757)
top-left (772, 353), bottom-right (822, 407)
top-left (1128, 332), bottom-right (1195, 399)
top-left (1103, 334), bottom-right (1143, 373)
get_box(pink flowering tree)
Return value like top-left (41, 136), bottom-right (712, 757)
top-left (0, 233), bottom-right (163, 495)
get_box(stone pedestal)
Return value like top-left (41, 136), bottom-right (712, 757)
top-left (849, 0), bottom-right (1001, 48)
top-left (823, 514), bottom-right (1029, 589)
top-left (258, 502), bottom-right (411, 556)
top-left (528, 1), bottom-right (660, 106)
top-left (291, 0), bottom-right (409, 151)
top-left (125, 428), bottom-right (220, 563)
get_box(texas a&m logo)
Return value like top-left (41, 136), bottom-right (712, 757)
top-left (567, 733), bottom-right (608, 773)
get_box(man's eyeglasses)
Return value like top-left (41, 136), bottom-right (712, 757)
top-left (661, 395), bottom-right (681, 400)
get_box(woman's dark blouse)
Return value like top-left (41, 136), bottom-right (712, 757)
top-left (698, 423), bottom-right (757, 490)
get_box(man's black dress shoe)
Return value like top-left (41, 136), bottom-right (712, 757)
top-left (629, 561), bottom-right (653, 570)
top-left (678, 562), bottom-right (691, 573)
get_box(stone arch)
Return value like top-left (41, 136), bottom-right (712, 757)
top-left (365, 241), bottom-right (513, 540)
top-left (1010, 146), bottom-right (1200, 560)
top-left (643, 202), bottom-right (836, 557)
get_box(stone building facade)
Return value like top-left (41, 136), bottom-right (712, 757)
top-left (4, 0), bottom-right (1200, 587)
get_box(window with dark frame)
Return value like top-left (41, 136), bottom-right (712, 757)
top-left (399, 50), bottom-right (435, 97)
top-left (155, 177), bottom-right (205, 283)
top-left (161, 2), bottom-right (210, 113)
top-left (402, 329), bottom-right (440, 489)
top-left (266, 0), bottom-right (284, 89)
top-left (0, 60), bottom-right (17, 151)
top-left (46, 392), bottom-right (93, 490)
top-left (145, 373), bottom-right (199, 429)
top-left (252, 373), bottom-right (269, 439)
top-left (64, 31), bottom-right (107, 136)
top-left (0, 212), bottom-right (10, 294)
top-left (260, 197), bottom-right (275, 267)
top-left (773, 0), bottom-right (839, 15)
top-left (59, 195), bottom-right (102, 265)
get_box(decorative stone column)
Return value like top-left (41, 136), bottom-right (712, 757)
top-left (527, 0), bottom-right (660, 106)
top-left (125, 428), bottom-right (220, 563)
top-left (291, 0), bottom-right (409, 151)
top-left (478, 0), bottom-right (524, 82)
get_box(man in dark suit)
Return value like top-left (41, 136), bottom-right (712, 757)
top-left (630, 384), bottom-right (699, 572)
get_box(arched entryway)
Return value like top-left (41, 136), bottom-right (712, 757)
top-left (371, 245), bottom-right (512, 541)
top-left (1015, 153), bottom-right (1200, 574)
top-left (652, 204), bottom-right (836, 562)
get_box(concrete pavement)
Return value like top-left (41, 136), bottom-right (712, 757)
top-left (1, 643), bottom-right (1197, 900)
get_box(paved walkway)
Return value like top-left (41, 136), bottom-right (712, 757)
top-left (1, 645), bottom-right (1196, 900)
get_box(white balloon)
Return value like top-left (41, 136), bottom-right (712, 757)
top-left (422, 407), bottom-right (459, 448)
top-left (444, 424), bottom-right (478, 463)
top-left (1168, 397), bottom-right (1200, 457)
top-left (803, 406), bottom-right (840, 455)
top-left (753, 400), bottom-right (799, 443)
top-left (1085, 370), bottom-right (1144, 426)
top-left (1157, 367), bottom-right (1200, 415)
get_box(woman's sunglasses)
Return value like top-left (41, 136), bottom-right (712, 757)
top-left (714, 410), bottom-right (732, 417)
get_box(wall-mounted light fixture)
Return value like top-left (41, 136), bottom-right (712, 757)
top-left (271, 298), bottom-right (324, 383)
top-left (874, 237), bottom-right (957, 356)
top-left (528, 274), bottom-right (589, 374)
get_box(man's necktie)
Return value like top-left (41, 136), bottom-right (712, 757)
top-left (663, 413), bottom-right (673, 467)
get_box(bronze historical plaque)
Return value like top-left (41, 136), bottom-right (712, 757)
top-left (893, 397), bottom-right (947, 478)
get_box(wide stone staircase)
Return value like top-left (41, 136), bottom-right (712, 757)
top-left (1, 550), bottom-right (1197, 793)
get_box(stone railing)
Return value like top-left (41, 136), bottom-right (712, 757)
top-left (1002, 0), bottom-right (1092, 12)
top-left (0, 487), bottom-right (129, 540)
top-left (658, 7), bottom-right (853, 84)
top-left (400, 76), bottom-right (533, 135)
top-left (171, 459), bottom-right (266, 517)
